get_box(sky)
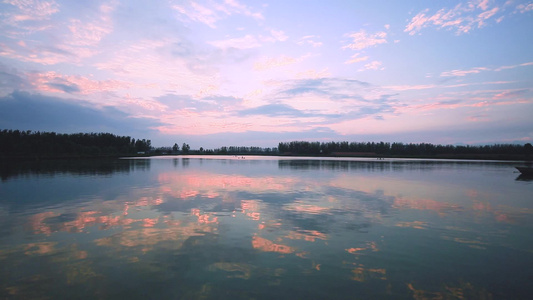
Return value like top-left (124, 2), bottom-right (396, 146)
top-left (0, 0), bottom-right (532, 148)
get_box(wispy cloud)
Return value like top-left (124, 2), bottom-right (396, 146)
top-left (441, 61), bottom-right (533, 77)
top-left (156, 93), bottom-right (242, 113)
top-left (253, 53), bottom-right (311, 71)
top-left (345, 53), bottom-right (369, 64)
top-left (297, 35), bottom-right (323, 48)
top-left (407, 88), bottom-right (532, 113)
top-left (295, 69), bottom-right (331, 79)
top-left (208, 29), bottom-right (287, 50)
top-left (0, 1), bottom-right (117, 65)
top-left (27, 71), bottom-right (131, 95)
top-left (342, 30), bottom-right (387, 50)
top-left (494, 61), bottom-right (533, 71)
top-left (254, 55), bottom-right (299, 71)
top-left (67, 3), bottom-right (116, 47)
top-left (238, 103), bottom-right (310, 117)
top-left (342, 29), bottom-right (388, 70)
top-left (208, 34), bottom-right (261, 49)
top-left (360, 61), bottom-right (385, 71)
top-left (384, 84), bottom-right (437, 91)
top-left (279, 78), bottom-right (371, 98)
top-left (441, 67), bottom-right (490, 77)
top-left (405, 0), bottom-right (504, 35)
top-left (3, 0), bottom-right (59, 22)
top-left (268, 78), bottom-right (397, 123)
top-left (515, 2), bottom-right (533, 13)
top-left (172, 0), bottom-right (263, 28)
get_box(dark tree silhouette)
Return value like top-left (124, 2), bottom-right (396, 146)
top-left (182, 143), bottom-right (190, 154)
top-left (0, 129), bottom-right (151, 158)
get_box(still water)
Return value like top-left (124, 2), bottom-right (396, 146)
top-left (0, 156), bottom-right (532, 299)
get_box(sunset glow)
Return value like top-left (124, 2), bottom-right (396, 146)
top-left (0, 0), bottom-right (531, 147)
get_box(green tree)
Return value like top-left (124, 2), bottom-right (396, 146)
top-left (172, 143), bottom-right (179, 152)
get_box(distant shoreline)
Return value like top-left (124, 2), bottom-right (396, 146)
top-left (1, 152), bottom-right (531, 162)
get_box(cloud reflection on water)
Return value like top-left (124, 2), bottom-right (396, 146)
top-left (0, 157), bottom-right (531, 299)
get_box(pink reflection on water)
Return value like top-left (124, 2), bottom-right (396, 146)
top-left (285, 230), bottom-right (327, 242)
top-left (284, 201), bottom-right (330, 215)
top-left (157, 172), bottom-right (297, 201)
top-left (28, 212), bottom-right (59, 235)
top-left (393, 197), bottom-right (462, 215)
top-left (467, 189), bottom-right (529, 224)
top-left (191, 208), bottom-right (218, 224)
top-left (252, 236), bottom-right (294, 254)
top-left (346, 241), bottom-right (379, 255)
top-left (241, 200), bottom-right (261, 220)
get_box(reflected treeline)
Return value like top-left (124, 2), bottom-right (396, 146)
top-left (516, 174), bottom-right (533, 181)
top-left (277, 159), bottom-right (515, 171)
top-left (0, 159), bottom-right (151, 181)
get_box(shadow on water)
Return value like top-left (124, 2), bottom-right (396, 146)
top-left (277, 159), bottom-right (518, 172)
top-left (0, 158), bottom-right (151, 182)
top-left (516, 174), bottom-right (533, 181)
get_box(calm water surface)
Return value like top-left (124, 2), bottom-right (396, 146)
top-left (0, 156), bottom-right (532, 299)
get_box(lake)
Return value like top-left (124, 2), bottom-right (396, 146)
top-left (0, 156), bottom-right (532, 299)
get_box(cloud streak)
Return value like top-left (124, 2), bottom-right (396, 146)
top-left (342, 30), bottom-right (388, 50)
top-left (405, 0), bottom-right (503, 35)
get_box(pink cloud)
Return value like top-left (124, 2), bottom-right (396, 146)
top-left (295, 69), bottom-right (331, 79)
top-left (269, 29), bottom-right (288, 42)
top-left (0, 42), bottom-right (97, 65)
top-left (494, 61), bottom-right (533, 71)
top-left (224, 0), bottom-right (264, 19)
top-left (254, 55), bottom-right (299, 71)
top-left (384, 84), bottom-right (436, 91)
top-left (516, 3), bottom-right (533, 13)
top-left (440, 67), bottom-right (490, 77)
top-left (209, 29), bottom-right (287, 50)
top-left (68, 21), bottom-right (112, 46)
top-left (408, 88), bottom-right (531, 113)
top-left (477, 7), bottom-right (499, 27)
top-left (27, 71), bottom-right (131, 95)
top-left (442, 61), bottom-right (532, 77)
top-left (493, 89), bottom-right (530, 100)
top-left (208, 34), bottom-right (261, 49)
top-left (297, 35), bottom-right (323, 48)
top-left (67, 3), bottom-right (116, 47)
top-left (359, 61), bottom-right (384, 71)
top-left (173, 0), bottom-right (263, 28)
top-left (478, 0), bottom-right (490, 10)
top-left (404, 9), bottom-right (430, 35)
top-left (344, 53), bottom-right (369, 64)
top-left (342, 30), bottom-right (387, 50)
top-left (4, 0), bottom-right (59, 22)
top-left (405, 1), bottom-right (503, 35)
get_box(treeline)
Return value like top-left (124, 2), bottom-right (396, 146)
top-left (3, 128), bottom-right (532, 160)
top-left (0, 129), bottom-right (151, 158)
top-left (207, 146), bottom-right (277, 155)
top-left (278, 141), bottom-right (533, 158)
top-left (153, 145), bottom-right (278, 155)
